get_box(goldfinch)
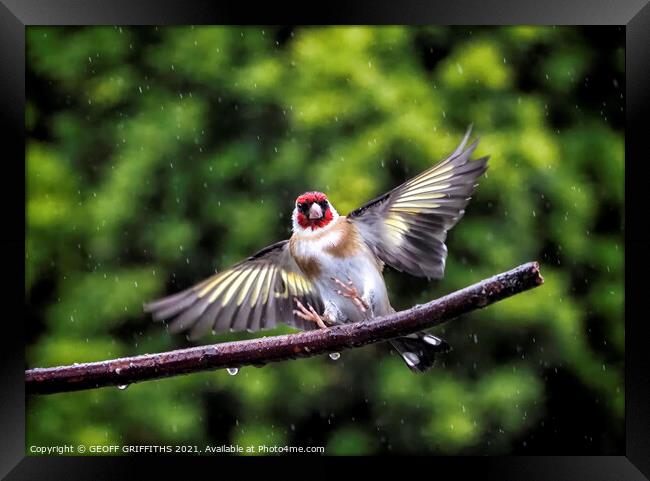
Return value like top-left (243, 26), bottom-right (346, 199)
top-left (144, 127), bottom-right (489, 372)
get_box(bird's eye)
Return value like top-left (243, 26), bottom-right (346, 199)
top-left (297, 202), bottom-right (305, 211)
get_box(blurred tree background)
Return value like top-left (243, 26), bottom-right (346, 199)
top-left (26, 26), bottom-right (624, 455)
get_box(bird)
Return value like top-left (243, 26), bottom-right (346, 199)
top-left (144, 127), bottom-right (489, 372)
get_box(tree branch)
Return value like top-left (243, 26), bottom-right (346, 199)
top-left (26, 262), bottom-right (544, 395)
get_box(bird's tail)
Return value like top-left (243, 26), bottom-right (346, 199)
top-left (390, 332), bottom-right (451, 373)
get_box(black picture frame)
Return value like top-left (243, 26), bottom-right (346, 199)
top-left (3, 0), bottom-right (648, 478)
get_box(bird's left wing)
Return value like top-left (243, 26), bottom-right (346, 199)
top-left (143, 240), bottom-right (324, 340)
top-left (347, 127), bottom-right (488, 279)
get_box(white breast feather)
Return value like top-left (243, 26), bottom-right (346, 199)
top-left (292, 227), bottom-right (343, 259)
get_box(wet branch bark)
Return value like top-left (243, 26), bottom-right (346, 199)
top-left (26, 262), bottom-right (544, 395)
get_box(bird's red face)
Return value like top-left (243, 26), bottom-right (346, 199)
top-left (294, 191), bottom-right (335, 231)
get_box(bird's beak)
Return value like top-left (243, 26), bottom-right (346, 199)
top-left (308, 203), bottom-right (323, 220)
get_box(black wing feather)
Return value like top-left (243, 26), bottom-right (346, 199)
top-left (348, 126), bottom-right (489, 279)
top-left (144, 240), bottom-right (324, 340)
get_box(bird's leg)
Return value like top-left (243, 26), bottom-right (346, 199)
top-left (293, 298), bottom-right (332, 329)
top-left (331, 277), bottom-right (369, 314)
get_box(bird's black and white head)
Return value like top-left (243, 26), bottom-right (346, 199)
top-left (292, 191), bottom-right (339, 233)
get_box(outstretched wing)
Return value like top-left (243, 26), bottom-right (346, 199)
top-left (347, 127), bottom-right (488, 279)
top-left (143, 240), bottom-right (324, 340)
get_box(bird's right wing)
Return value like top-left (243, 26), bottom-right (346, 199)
top-left (143, 240), bottom-right (324, 340)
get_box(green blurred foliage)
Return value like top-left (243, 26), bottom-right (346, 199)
top-left (26, 26), bottom-right (624, 455)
